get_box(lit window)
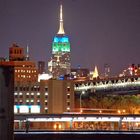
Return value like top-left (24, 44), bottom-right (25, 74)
top-left (67, 107), bottom-right (70, 110)
top-left (37, 92), bottom-right (40, 95)
top-left (14, 92), bottom-right (18, 95)
top-left (31, 99), bottom-right (34, 102)
top-left (26, 100), bottom-right (29, 102)
top-left (26, 93), bottom-right (29, 95)
top-left (19, 100), bottom-right (22, 102)
top-left (19, 92), bottom-right (22, 95)
top-left (45, 100), bottom-right (47, 102)
top-left (31, 93), bottom-right (34, 95)
top-left (45, 92), bottom-right (48, 96)
top-left (37, 100), bottom-right (40, 102)
top-left (45, 107), bottom-right (48, 110)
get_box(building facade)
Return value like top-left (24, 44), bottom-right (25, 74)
top-left (0, 43), bottom-right (38, 83)
top-left (0, 66), bottom-right (14, 140)
top-left (14, 79), bottom-right (74, 114)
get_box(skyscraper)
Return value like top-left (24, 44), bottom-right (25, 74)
top-left (48, 4), bottom-right (71, 79)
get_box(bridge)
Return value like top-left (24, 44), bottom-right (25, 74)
top-left (74, 76), bottom-right (140, 95)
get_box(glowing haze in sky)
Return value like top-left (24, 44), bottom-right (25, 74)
top-left (0, 0), bottom-right (140, 76)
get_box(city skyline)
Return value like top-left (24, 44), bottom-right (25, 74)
top-left (0, 0), bottom-right (140, 76)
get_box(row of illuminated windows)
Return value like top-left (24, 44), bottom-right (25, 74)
top-left (67, 93), bottom-right (70, 111)
top-left (67, 86), bottom-right (71, 111)
top-left (15, 70), bottom-right (37, 73)
top-left (14, 99), bottom-right (48, 106)
top-left (17, 75), bottom-right (37, 78)
top-left (14, 92), bottom-right (48, 96)
top-left (15, 99), bottom-right (41, 102)
top-left (15, 86), bottom-right (46, 91)
top-left (14, 92), bottom-right (48, 99)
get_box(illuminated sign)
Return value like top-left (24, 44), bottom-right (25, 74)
top-left (14, 105), bottom-right (41, 114)
top-left (30, 105), bottom-right (40, 113)
top-left (19, 105), bottom-right (29, 113)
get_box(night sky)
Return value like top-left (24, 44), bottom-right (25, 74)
top-left (0, 0), bottom-right (140, 76)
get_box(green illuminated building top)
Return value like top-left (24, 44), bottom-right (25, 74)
top-left (52, 35), bottom-right (70, 52)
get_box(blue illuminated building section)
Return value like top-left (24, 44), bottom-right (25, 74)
top-left (53, 36), bottom-right (69, 43)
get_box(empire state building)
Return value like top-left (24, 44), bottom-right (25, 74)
top-left (48, 4), bottom-right (71, 79)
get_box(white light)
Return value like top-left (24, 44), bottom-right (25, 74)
top-left (31, 92), bottom-right (34, 95)
top-left (14, 105), bottom-right (18, 113)
top-left (19, 92), bottom-right (22, 95)
top-left (122, 117), bottom-right (140, 122)
top-left (26, 100), bottom-right (29, 102)
top-left (19, 105), bottom-right (29, 113)
top-left (67, 107), bottom-right (70, 110)
top-left (14, 92), bottom-right (18, 95)
top-left (31, 99), bottom-right (34, 102)
top-left (19, 100), bottom-right (22, 102)
top-left (38, 73), bottom-right (52, 82)
top-left (30, 105), bottom-right (40, 113)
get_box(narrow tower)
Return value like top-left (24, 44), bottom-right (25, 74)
top-left (48, 4), bottom-right (71, 79)
top-left (25, 44), bottom-right (29, 61)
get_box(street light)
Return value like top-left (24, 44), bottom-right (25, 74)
top-left (80, 91), bottom-right (85, 112)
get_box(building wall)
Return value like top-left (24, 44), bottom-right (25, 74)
top-left (0, 61), bottom-right (38, 83)
top-left (48, 79), bottom-right (74, 114)
top-left (0, 66), bottom-right (14, 140)
top-left (14, 79), bottom-right (74, 114)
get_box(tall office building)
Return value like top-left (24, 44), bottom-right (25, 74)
top-left (48, 4), bottom-right (71, 79)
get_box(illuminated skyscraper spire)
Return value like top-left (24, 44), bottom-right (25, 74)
top-left (57, 4), bottom-right (65, 34)
top-left (25, 44), bottom-right (29, 61)
top-left (92, 66), bottom-right (99, 79)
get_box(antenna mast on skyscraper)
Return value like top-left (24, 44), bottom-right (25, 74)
top-left (57, 2), bottom-right (65, 34)
top-left (26, 44), bottom-right (29, 61)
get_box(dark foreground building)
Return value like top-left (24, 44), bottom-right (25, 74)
top-left (0, 66), bottom-right (14, 140)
